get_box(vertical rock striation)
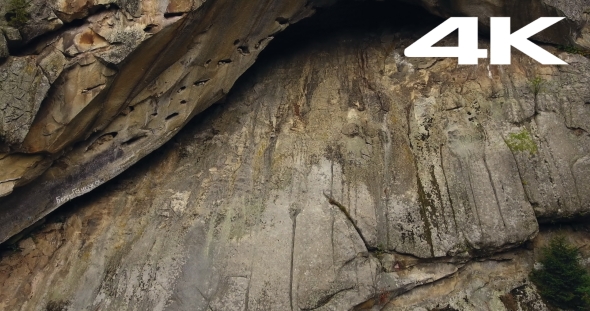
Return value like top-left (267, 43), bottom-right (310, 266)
top-left (0, 0), bottom-right (589, 246)
top-left (0, 7), bottom-right (588, 307)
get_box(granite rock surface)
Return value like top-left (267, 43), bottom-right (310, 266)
top-left (1, 15), bottom-right (589, 308)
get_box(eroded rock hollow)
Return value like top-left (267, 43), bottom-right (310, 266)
top-left (0, 0), bottom-right (589, 310)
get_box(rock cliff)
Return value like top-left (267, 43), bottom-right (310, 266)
top-left (0, 0), bottom-right (589, 310)
top-left (1, 0), bottom-right (590, 244)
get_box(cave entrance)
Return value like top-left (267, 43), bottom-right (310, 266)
top-left (256, 0), bottom-right (444, 62)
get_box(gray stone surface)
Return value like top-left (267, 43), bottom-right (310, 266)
top-left (0, 34), bottom-right (8, 59)
top-left (1, 27), bottom-right (21, 42)
top-left (0, 56), bottom-right (50, 146)
top-left (0, 1), bottom-right (589, 310)
top-left (383, 251), bottom-right (549, 311)
top-left (0, 23), bottom-right (589, 310)
top-left (1, 0), bottom-right (589, 246)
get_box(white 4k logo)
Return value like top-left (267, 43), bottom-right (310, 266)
top-left (404, 17), bottom-right (567, 65)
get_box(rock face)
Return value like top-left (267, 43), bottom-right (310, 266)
top-left (410, 0), bottom-right (590, 48)
top-left (1, 0), bottom-right (590, 246)
top-left (0, 5), bottom-right (589, 308)
top-left (385, 225), bottom-right (590, 311)
top-left (0, 0), bottom-right (324, 241)
top-left (0, 1), bottom-right (589, 310)
top-left (0, 56), bottom-right (49, 146)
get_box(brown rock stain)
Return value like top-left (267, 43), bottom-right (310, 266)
top-left (79, 32), bottom-right (95, 45)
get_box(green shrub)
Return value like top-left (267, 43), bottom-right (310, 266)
top-left (529, 76), bottom-right (545, 97)
top-left (530, 236), bottom-right (590, 311)
top-left (5, 0), bottom-right (30, 28)
top-left (558, 45), bottom-right (590, 58)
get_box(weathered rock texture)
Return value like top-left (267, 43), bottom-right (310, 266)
top-left (409, 0), bottom-right (590, 47)
top-left (1, 0), bottom-right (590, 246)
top-left (0, 0), bottom-right (325, 242)
top-left (1, 11), bottom-right (589, 308)
top-left (383, 225), bottom-right (590, 311)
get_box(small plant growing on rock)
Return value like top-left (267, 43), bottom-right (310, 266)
top-left (529, 76), bottom-right (545, 98)
top-left (5, 0), bottom-right (30, 28)
top-left (530, 235), bottom-right (590, 311)
top-left (558, 45), bottom-right (590, 58)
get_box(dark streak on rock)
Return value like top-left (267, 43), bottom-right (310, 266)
top-left (323, 190), bottom-right (371, 251)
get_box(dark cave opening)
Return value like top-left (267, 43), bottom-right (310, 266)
top-left (258, 0), bottom-right (445, 61)
top-left (222, 0), bottom-right (448, 103)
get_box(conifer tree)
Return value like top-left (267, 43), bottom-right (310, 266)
top-left (531, 236), bottom-right (590, 311)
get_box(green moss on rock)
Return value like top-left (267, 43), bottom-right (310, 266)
top-left (505, 130), bottom-right (538, 155)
